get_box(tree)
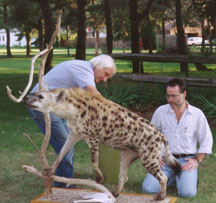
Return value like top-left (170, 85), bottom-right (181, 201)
top-left (139, 0), bottom-right (154, 52)
top-left (1, 0), bottom-right (12, 57)
top-left (149, 0), bottom-right (174, 52)
top-left (37, 18), bottom-right (44, 51)
top-left (129, 0), bottom-right (141, 73)
top-left (104, 0), bottom-right (113, 54)
top-left (87, 0), bottom-right (105, 56)
top-left (36, 0), bottom-right (55, 73)
top-left (75, 0), bottom-right (87, 59)
top-left (191, 0), bottom-right (216, 54)
top-left (112, 0), bottom-right (130, 53)
top-left (55, 0), bottom-right (77, 56)
top-left (63, 7), bottom-right (77, 56)
top-left (175, 0), bottom-right (188, 73)
top-left (9, 0), bottom-right (41, 56)
top-left (129, 0), bottom-right (154, 73)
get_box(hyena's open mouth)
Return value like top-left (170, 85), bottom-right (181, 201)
top-left (24, 101), bottom-right (37, 109)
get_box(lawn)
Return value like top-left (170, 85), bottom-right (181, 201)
top-left (0, 47), bottom-right (215, 203)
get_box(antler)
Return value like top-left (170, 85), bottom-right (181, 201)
top-left (7, 10), bottom-right (63, 199)
top-left (6, 48), bottom-right (51, 103)
top-left (6, 10), bottom-right (62, 103)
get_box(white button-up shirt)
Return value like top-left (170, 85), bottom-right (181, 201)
top-left (151, 103), bottom-right (213, 155)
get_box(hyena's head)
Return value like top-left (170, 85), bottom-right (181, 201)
top-left (24, 89), bottom-right (65, 113)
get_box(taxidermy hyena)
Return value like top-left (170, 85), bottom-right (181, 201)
top-left (24, 87), bottom-right (181, 201)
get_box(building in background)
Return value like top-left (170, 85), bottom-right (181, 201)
top-left (0, 29), bottom-right (35, 47)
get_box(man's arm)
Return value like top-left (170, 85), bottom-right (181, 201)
top-left (86, 85), bottom-right (101, 95)
top-left (195, 153), bottom-right (206, 163)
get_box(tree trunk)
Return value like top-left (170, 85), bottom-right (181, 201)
top-left (210, 15), bottom-right (216, 41)
top-left (175, 0), bottom-right (188, 73)
top-left (147, 14), bottom-right (153, 54)
top-left (207, 18), bottom-right (213, 54)
top-left (38, 18), bottom-right (44, 51)
top-left (5, 28), bottom-right (12, 57)
top-left (201, 19), bottom-right (205, 55)
top-left (104, 0), bottom-right (113, 54)
top-left (38, 0), bottom-right (54, 73)
top-left (95, 29), bottom-right (99, 56)
top-left (25, 29), bottom-right (31, 56)
top-left (123, 40), bottom-right (126, 53)
top-left (161, 0), bottom-right (166, 52)
top-left (66, 26), bottom-right (70, 57)
top-left (75, 0), bottom-right (86, 60)
top-left (129, 0), bottom-right (142, 73)
top-left (162, 18), bottom-right (166, 51)
top-left (2, 1), bottom-right (12, 57)
top-left (210, 17), bottom-right (216, 54)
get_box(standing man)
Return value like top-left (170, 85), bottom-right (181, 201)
top-left (142, 78), bottom-right (213, 197)
top-left (27, 54), bottom-right (116, 188)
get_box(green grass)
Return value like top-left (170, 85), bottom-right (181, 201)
top-left (0, 47), bottom-right (215, 202)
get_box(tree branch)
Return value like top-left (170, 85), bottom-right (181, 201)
top-left (37, 11), bottom-right (62, 198)
top-left (23, 133), bottom-right (40, 153)
top-left (22, 165), bottom-right (115, 200)
top-left (6, 48), bottom-right (51, 103)
top-left (11, 9), bottom-right (114, 201)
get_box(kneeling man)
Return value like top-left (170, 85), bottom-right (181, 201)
top-left (142, 78), bottom-right (213, 197)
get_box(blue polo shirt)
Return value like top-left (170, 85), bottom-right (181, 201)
top-left (31, 60), bottom-right (95, 93)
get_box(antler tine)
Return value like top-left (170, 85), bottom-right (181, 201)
top-left (6, 48), bottom-right (51, 103)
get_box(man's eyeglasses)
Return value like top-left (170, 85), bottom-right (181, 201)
top-left (165, 94), bottom-right (181, 99)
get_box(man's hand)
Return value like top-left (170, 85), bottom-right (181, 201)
top-left (160, 157), bottom-right (165, 167)
top-left (86, 85), bottom-right (101, 95)
top-left (182, 158), bottom-right (199, 172)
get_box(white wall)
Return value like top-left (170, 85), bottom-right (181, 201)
top-left (0, 29), bottom-right (28, 47)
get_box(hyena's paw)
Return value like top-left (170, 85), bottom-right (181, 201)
top-left (96, 174), bottom-right (105, 184)
top-left (112, 190), bottom-right (120, 197)
top-left (154, 192), bottom-right (165, 201)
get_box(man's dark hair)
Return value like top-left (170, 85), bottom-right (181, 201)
top-left (167, 78), bottom-right (187, 93)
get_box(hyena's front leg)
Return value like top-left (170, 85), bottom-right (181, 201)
top-left (113, 149), bottom-right (139, 197)
top-left (87, 138), bottom-right (104, 184)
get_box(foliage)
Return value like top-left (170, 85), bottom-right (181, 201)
top-left (87, 1), bottom-right (105, 30)
top-left (0, 0), bottom-right (216, 58)
top-left (97, 83), bottom-right (139, 108)
top-left (112, 0), bottom-right (130, 42)
top-left (192, 95), bottom-right (216, 124)
top-left (97, 80), bottom-right (167, 109)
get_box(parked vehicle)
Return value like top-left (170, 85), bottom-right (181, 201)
top-left (187, 37), bottom-right (209, 45)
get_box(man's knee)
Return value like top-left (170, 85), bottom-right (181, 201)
top-left (178, 187), bottom-right (197, 198)
top-left (142, 181), bottom-right (160, 194)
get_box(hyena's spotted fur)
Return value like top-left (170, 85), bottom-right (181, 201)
top-left (24, 87), bottom-right (181, 201)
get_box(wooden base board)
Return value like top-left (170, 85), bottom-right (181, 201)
top-left (31, 188), bottom-right (177, 203)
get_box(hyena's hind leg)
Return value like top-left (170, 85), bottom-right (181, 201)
top-left (151, 168), bottom-right (167, 201)
top-left (113, 149), bottom-right (139, 197)
top-left (87, 138), bottom-right (104, 184)
top-left (140, 154), bottom-right (167, 201)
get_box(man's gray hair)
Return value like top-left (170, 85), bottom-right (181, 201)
top-left (89, 54), bottom-right (117, 73)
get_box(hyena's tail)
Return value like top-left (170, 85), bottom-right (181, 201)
top-left (163, 138), bottom-right (182, 177)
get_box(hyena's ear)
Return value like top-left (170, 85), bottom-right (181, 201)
top-left (54, 91), bottom-right (66, 103)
